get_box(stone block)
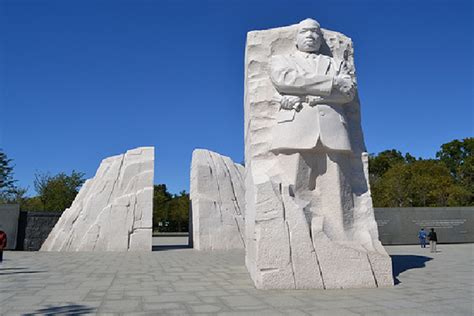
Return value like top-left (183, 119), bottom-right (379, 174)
top-left (190, 149), bottom-right (245, 250)
top-left (40, 147), bottom-right (154, 251)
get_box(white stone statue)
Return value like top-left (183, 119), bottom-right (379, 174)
top-left (244, 19), bottom-right (393, 289)
top-left (270, 18), bottom-right (357, 241)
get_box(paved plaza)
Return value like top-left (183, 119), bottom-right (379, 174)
top-left (0, 243), bottom-right (472, 315)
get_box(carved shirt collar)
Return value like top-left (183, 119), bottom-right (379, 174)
top-left (295, 50), bottom-right (319, 59)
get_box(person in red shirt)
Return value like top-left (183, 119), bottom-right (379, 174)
top-left (0, 230), bottom-right (7, 262)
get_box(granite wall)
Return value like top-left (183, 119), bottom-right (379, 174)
top-left (7, 207), bottom-right (474, 250)
top-left (16, 211), bottom-right (61, 251)
top-left (374, 207), bottom-right (474, 245)
top-left (0, 204), bottom-right (20, 249)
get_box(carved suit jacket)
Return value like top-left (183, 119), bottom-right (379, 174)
top-left (269, 50), bottom-right (354, 152)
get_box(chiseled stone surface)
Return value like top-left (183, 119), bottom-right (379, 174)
top-left (190, 149), bottom-right (245, 250)
top-left (244, 19), bottom-right (393, 289)
top-left (40, 147), bottom-right (154, 252)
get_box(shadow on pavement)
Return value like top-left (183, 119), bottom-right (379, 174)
top-left (391, 255), bottom-right (433, 285)
top-left (0, 270), bottom-right (45, 276)
top-left (152, 245), bottom-right (191, 251)
top-left (0, 266), bottom-right (46, 276)
top-left (23, 304), bottom-right (96, 316)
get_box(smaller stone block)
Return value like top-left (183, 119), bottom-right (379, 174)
top-left (190, 149), bottom-right (245, 250)
top-left (40, 147), bottom-right (154, 251)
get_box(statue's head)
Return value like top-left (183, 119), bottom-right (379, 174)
top-left (296, 18), bottom-right (323, 53)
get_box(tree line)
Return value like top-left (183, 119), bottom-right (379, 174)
top-left (0, 137), bottom-right (472, 230)
top-left (370, 138), bottom-right (473, 207)
top-left (152, 184), bottom-right (189, 232)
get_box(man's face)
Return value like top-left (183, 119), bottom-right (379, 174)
top-left (296, 22), bottom-right (322, 53)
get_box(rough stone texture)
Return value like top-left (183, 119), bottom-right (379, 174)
top-left (40, 147), bottom-right (154, 252)
top-left (190, 149), bottom-right (245, 250)
top-left (244, 20), bottom-right (393, 289)
top-left (0, 204), bottom-right (20, 250)
top-left (16, 211), bottom-right (61, 251)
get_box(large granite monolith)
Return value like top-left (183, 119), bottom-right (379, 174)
top-left (244, 19), bottom-right (393, 289)
top-left (190, 149), bottom-right (245, 250)
top-left (41, 147), bottom-right (154, 251)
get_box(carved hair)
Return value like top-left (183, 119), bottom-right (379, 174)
top-left (297, 18), bottom-right (322, 34)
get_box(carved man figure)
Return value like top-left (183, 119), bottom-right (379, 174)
top-left (270, 18), bottom-right (357, 241)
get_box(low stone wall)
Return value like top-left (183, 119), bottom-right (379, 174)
top-left (374, 207), bottom-right (474, 245)
top-left (0, 204), bottom-right (20, 249)
top-left (9, 207), bottom-right (474, 250)
top-left (16, 211), bottom-right (61, 251)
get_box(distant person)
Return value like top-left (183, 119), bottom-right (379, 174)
top-left (418, 228), bottom-right (427, 248)
top-left (428, 228), bottom-right (438, 253)
top-left (0, 230), bottom-right (6, 262)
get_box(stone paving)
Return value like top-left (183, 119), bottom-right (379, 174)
top-left (0, 243), bottom-right (472, 315)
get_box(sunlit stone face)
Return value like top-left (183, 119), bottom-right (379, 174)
top-left (296, 19), bottom-right (322, 53)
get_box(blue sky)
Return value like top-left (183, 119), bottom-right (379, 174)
top-left (1, 0), bottom-right (472, 195)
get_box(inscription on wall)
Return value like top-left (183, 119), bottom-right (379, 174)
top-left (375, 207), bottom-right (473, 245)
top-left (376, 219), bottom-right (390, 227)
top-left (412, 219), bottom-right (467, 229)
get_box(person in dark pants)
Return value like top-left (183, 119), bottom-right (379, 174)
top-left (0, 230), bottom-right (7, 262)
top-left (428, 228), bottom-right (438, 253)
top-left (418, 228), bottom-right (427, 248)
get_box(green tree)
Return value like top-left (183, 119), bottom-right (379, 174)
top-left (369, 149), bottom-right (405, 179)
top-left (372, 160), bottom-right (471, 207)
top-left (0, 149), bottom-right (17, 201)
top-left (368, 150), bottom-right (408, 189)
top-left (436, 138), bottom-right (474, 203)
top-left (153, 185), bottom-right (189, 232)
top-left (446, 185), bottom-right (472, 206)
top-left (407, 160), bottom-right (454, 207)
top-left (404, 152), bottom-right (417, 164)
top-left (168, 191), bottom-right (190, 232)
top-left (372, 163), bottom-right (411, 207)
top-left (32, 170), bottom-right (85, 212)
top-left (18, 195), bottom-right (44, 211)
top-left (459, 155), bottom-right (474, 194)
top-left (436, 138), bottom-right (473, 179)
top-left (153, 184), bottom-right (173, 229)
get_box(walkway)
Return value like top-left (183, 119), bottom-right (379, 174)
top-left (0, 244), bottom-right (472, 315)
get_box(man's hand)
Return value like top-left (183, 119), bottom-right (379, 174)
top-left (334, 74), bottom-right (355, 97)
top-left (280, 95), bottom-right (303, 111)
top-left (306, 95), bottom-right (323, 106)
